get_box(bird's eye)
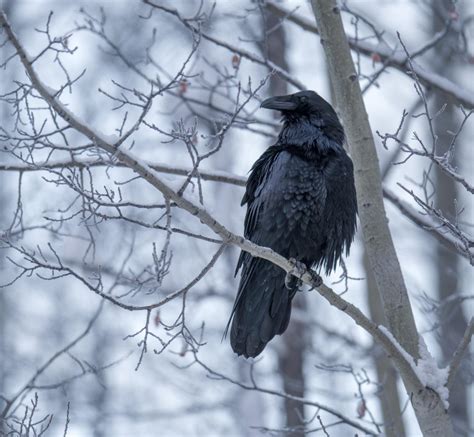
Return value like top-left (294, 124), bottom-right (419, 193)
top-left (300, 96), bottom-right (308, 103)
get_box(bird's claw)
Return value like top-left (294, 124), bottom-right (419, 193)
top-left (285, 275), bottom-right (303, 291)
top-left (285, 258), bottom-right (305, 290)
top-left (308, 269), bottom-right (322, 288)
top-left (285, 258), bottom-right (322, 290)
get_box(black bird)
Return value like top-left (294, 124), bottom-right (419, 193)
top-left (228, 90), bottom-right (357, 358)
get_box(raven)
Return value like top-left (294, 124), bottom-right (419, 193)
top-left (228, 90), bottom-right (357, 358)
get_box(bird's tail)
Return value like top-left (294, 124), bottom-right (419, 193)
top-left (228, 258), bottom-right (297, 358)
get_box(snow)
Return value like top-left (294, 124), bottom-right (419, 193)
top-left (378, 326), bottom-right (450, 409)
top-left (379, 325), bottom-right (416, 367)
top-left (416, 336), bottom-right (450, 410)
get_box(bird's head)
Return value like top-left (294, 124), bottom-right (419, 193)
top-left (260, 90), bottom-right (344, 153)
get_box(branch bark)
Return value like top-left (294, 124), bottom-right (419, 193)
top-left (383, 187), bottom-right (473, 265)
top-left (309, 1), bottom-right (454, 435)
top-left (364, 253), bottom-right (406, 437)
top-left (143, 1), bottom-right (306, 90)
top-left (267, 1), bottom-right (474, 109)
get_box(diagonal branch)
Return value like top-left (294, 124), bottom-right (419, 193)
top-left (1, 303), bottom-right (103, 419)
top-left (143, 0), bottom-right (306, 91)
top-left (267, 1), bottom-right (474, 109)
top-left (193, 353), bottom-right (379, 435)
top-left (383, 187), bottom-right (473, 265)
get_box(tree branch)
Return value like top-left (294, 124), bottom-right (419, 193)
top-left (384, 187), bottom-right (473, 265)
top-left (267, 1), bottom-right (474, 109)
top-left (192, 353), bottom-right (379, 436)
top-left (143, 1), bottom-right (306, 91)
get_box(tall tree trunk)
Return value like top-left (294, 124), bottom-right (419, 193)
top-left (0, 2), bottom-right (16, 434)
top-left (0, 177), bottom-right (7, 437)
top-left (364, 254), bottom-right (406, 436)
top-left (263, 11), bottom-right (307, 436)
top-left (434, 105), bottom-right (468, 436)
top-left (309, 0), bottom-right (454, 434)
top-left (432, 1), bottom-right (469, 434)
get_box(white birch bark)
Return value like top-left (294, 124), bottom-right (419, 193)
top-left (309, 1), bottom-right (454, 435)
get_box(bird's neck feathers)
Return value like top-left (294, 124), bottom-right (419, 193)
top-left (278, 114), bottom-right (344, 157)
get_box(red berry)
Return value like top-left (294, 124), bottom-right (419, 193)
top-left (232, 54), bottom-right (241, 69)
top-left (371, 52), bottom-right (382, 63)
top-left (357, 399), bottom-right (366, 418)
top-left (179, 79), bottom-right (188, 94)
top-left (154, 310), bottom-right (161, 326)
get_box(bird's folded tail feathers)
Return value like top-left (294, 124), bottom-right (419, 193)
top-left (228, 259), bottom-right (296, 358)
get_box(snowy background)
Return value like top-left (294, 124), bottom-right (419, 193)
top-left (1, 0), bottom-right (473, 436)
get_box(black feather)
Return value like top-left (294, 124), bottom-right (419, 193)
top-left (228, 90), bottom-right (357, 358)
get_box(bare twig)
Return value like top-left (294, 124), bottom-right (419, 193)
top-left (192, 353), bottom-right (379, 435)
top-left (266, 1), bottom-right (474, 108)
top-left (447, 318), bottom-right (474, 389)
top-left (143, 0), bottom-right (306, 90)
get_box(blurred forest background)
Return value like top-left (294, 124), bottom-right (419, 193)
top-left (0, 0), bottom-right (473, 436)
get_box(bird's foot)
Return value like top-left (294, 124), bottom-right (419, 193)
top-left (285, 258), bottom-right (323, 291)
top-left (307, 269), bottom-right (322, 288)
top-left (285, 258), bottom-right (305, 290)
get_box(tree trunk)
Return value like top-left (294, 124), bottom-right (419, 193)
top-left (364, 253), bottom-right (406, 436)
top-left (0, 179), bottom-right (7, 437)
top-left (263, 10), bottom-right (307, 436)
top-left (309, 0), bottom-right (454, 434)
top-left (0, 2), bottom-right (15, 434)
top-left (432, 2), bottom-right (469, 434)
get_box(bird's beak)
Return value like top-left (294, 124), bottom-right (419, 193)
top-left (260, 95), bottom-right (298, 111)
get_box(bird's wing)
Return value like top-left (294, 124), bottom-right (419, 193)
top-left (235, 145), bottom-right (283, 275)
top-left (224, 146), bottom-right (285, 340)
